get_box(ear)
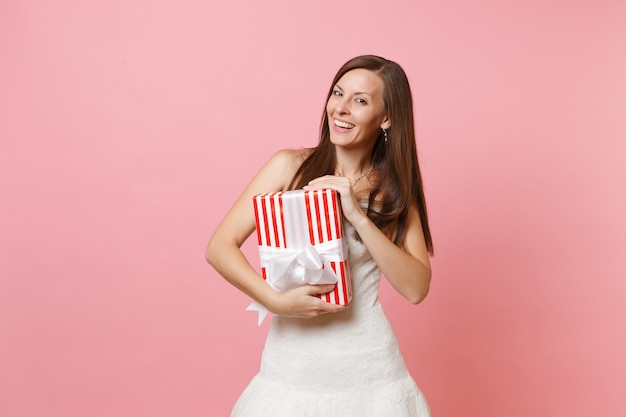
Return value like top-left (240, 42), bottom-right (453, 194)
top-left (380, 114), bottom-right (391, 130)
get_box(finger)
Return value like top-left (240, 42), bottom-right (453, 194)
top-left (303, 181), bottom-right (335, 190)
top-left (316, 300), bottom-right (349, 314)
top-left (304, 183), bottom-right (351, 196)
top-left (305, 284), bottom-right (336, 295)
top-left (307, 176), bottom-right (351, 188)
top-left (309, 179), bottom-right (350, 188)
top-left (309, 174), bottom-right (341, 181)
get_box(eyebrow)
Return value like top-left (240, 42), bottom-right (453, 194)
top-left (334, 84), bottom-right (373, 97)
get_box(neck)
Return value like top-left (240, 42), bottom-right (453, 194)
top-left (334, 147), bottom-right (374, 183)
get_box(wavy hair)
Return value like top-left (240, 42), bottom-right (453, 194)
top-left (288, 55), bottom-right (433, 254)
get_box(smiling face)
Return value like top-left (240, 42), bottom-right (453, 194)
top-left (326, 68), bottom-right (391, 150)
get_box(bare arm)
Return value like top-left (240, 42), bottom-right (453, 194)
top-left (205, 150), bottom-right (348, 318)
top-left (350, 202), bottom-right (431, 304)
top-left (305, 176), bottom-right (431, 304)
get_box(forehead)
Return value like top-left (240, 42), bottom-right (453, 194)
top-left (336, 69), bottom-right (385, 94)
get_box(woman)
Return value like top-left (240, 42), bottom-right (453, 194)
top-left (206, 55), bottom-right (433, 416)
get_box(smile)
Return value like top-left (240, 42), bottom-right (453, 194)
top-left (334, 120), bottom-right (355, 129)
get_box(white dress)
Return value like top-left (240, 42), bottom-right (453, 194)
top-left (231, 222), bottom-right (430, 417)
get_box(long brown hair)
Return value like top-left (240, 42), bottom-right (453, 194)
top-left (288, 55), bottom-right (433, 254)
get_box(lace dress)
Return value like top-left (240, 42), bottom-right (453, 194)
top-left (231, 222), bottom-right (430, 417)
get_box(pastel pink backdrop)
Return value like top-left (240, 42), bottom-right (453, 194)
top-left (1, 1), bottom-right (625, 416)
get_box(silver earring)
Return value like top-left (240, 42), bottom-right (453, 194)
top-left (383, 129), bottom-right (388, 142)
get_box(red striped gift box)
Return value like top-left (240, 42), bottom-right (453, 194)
top-left (253, 189), bottom-right (352, 306)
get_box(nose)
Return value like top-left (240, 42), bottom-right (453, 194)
top-left (334, 96), bottom-right (350, 115)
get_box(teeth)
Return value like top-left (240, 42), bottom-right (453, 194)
top-left (334, 120), bottom-right (355, 129)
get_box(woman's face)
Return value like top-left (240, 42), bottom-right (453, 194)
top-left (326, 68), bottom-right (390, 150)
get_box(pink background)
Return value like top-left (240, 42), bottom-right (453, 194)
top-left (2, 1), bottom-right (625, 416)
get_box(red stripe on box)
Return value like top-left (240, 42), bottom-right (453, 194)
top-left (340, 265), bottom-right (346, 304)
top-left (333, 262), bottom-right (342, 305)
top-left (253, 197), bottom-right (262, 245)
top-left (261, 197), bottom-right (270, 246)
top-left (344, 262), bottom-right (350, 304)
top-left (331, 190), bottom-right (341, 238)
top-left (314, 191), bottom-right (323, 244)
top-left (341, 261), bottom-right (350, 303)
top-left (322, 190), bottom-right (332, 240)
top-left (329, 262), bottom-right (336, 301)
top-left (278, 193), bottom-right (286, 248)
top-left (269, 194), bottom-right (280, 248)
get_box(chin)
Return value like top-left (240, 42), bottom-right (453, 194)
top-left (329, 134), bottom-right (355, 147)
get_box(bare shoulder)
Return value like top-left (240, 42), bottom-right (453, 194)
top-left (271, 148), bottom-right (310, 167)
top-left (252, 148), bottom-right (312, 192)
top-left (269, 148), bottom-right (312, 186)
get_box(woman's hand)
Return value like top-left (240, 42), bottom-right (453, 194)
top-left (266, 284), bottom-right (348, 318)
top-left (304, 175), bottom-right (366, 225)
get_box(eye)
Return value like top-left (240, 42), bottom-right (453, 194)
top-left (332, 90), bottom-right (343, 97)
top-left (355, 98), bottom-right (368, 105)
